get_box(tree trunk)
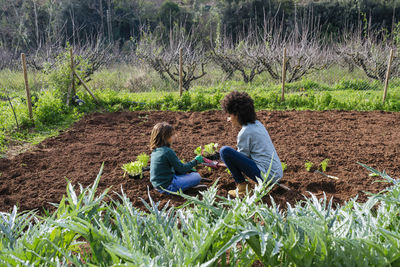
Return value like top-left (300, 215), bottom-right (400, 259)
top-left (33, 0), bottom-right (40, 48)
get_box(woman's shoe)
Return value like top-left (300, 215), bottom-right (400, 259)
top-left (228, 183), bottom-right (250, 198)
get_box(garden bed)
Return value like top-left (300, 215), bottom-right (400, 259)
top-left (0, 110), bottom-right (399, 212)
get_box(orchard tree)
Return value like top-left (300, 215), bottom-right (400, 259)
top-left (136, 27), bottom-right (207, 91)
top-left (209, 33), bottom-right (263, 83)
top-left (337, 29), bottom-right (400, 83)
top-left (255, 12), bottom-right (332, 83)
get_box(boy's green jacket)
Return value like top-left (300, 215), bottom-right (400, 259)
top-left (150, 146), bottom-right (197, 189)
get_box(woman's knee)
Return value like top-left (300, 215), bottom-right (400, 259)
top-left (220, 146), bottom-right (234, 159)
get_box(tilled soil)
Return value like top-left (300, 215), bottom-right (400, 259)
top-left (0, 110), bottom-right (399, 213)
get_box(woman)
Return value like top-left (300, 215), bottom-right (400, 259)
top-left (220, 91), bottom-right (283, 197)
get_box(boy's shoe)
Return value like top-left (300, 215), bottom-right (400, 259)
top-left (192, 184), bottom-right (208, 189)
top-left (228, 183), bottom-right (251, 198)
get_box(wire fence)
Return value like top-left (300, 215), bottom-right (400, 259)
top-left (1, 44), bottom-right (400, 141)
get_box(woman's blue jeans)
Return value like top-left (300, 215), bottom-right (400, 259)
top-left (220, 146), bottom-right (262, 183)
top-left (158, 172), bottom-right (201, 193)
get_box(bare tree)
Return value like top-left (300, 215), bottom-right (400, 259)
top-left (257, 14), bottom-right (332, 83)
top-left (209, 33), bottom-right (264, 83)
top-left (0, 48), bottom-right (18, 70)
top-left (74, 38), bottom-right (116, 81)
top-left (27, 37), bottom-right (115, 82)
top-left (136, 27), bottom-right (207, 91)
top-left (337, 29), bottom-right (399, 82)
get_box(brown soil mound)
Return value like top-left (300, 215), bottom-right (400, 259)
top-left (1, 110), bottom-right (399, 213)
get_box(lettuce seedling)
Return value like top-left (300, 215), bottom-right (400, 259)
top-left (320, 159), bottom-right (329, 172)
top-left (281, 162), bottom-right (288, 172)
top-left (305, 161), bottom-right (313, 172)
top-left (137, 153), bottom-right (150, 167)
top-left (194, 143), bottom-right (219, 157)
top-left (122, 153), bottom-right (150, 179)
top-left (194, 146), bottom-right (202, 156)
top-left (203, 143), bottom-right (218, 157)
top-left (122, 161), bottom-right (144, 178)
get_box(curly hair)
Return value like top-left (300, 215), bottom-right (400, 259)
top-left (221, 91), bottom-right (256, 125)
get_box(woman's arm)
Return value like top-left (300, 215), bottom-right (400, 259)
top-left (167, 149), bottom-right (198, 174)
top-left (237, 131), bottom-right (251, 157)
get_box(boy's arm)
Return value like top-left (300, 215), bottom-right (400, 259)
top-left (167, 149), bottom-right (198, 174)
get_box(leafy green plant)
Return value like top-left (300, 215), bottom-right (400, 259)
top-left (122, 153), bottom-right (150, 178)
top-left (194, 146), bottom-right (202, 156)
top-left (122, 161), bottom-right (144, 178)
top-left (194, 143), bottom-right (219, 157)
top-left (136, 152), bottom-right (150, 167)
top-left (320, 159), bottom-right (330, 172)
top-left (43, 45), bottom-right (90, 101)
top-left (281, 162), bottom-right (288, 172)
top-left (204, 143), bottom-right (218, 156)
top-left (305, 161), bottom-right (313, 172)
top-left (1, 164), bottom-right (400, 266)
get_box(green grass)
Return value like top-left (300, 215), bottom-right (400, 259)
top-left (0, 164), bottom-right (399, 265)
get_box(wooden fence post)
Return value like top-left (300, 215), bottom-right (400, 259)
top-left (74, 70), bottom-right (100, 104)
top-left (281, 47), bottom-right (287, 102)
top-left (383, 49), bottom-right (394, 104)
top-left (7, 95), bottom-right (19, 129)
top-left (66, 47), bottom-right (75, 106)
top-left (179, 48), bottom-right (183, 97)
top-left (21, 53), bottom-right (34, 123)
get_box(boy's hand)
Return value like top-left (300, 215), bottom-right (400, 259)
top-left (195, 155), bottom-right (204, 164)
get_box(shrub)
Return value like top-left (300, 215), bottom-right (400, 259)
top-left (0, 131), bottom-right (6, 153)
top-left (33, 91), bottom-right (69, 125)
top-left (176, 92), bottom-right (192, 110)
top-left (191, 93), bottom-right (217, 111)
top-left (42, 46), bottom-right (90, 102)
top-left (335, 79), bottom-right (381, 91)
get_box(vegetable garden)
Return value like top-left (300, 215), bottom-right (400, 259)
top-left (1, 110), bottom-right (399, 212)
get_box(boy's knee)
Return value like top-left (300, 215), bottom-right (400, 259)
top-left (188, 172), bottom-right (201, 183)
top-left (194, 172), bottom-right (202, 182)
